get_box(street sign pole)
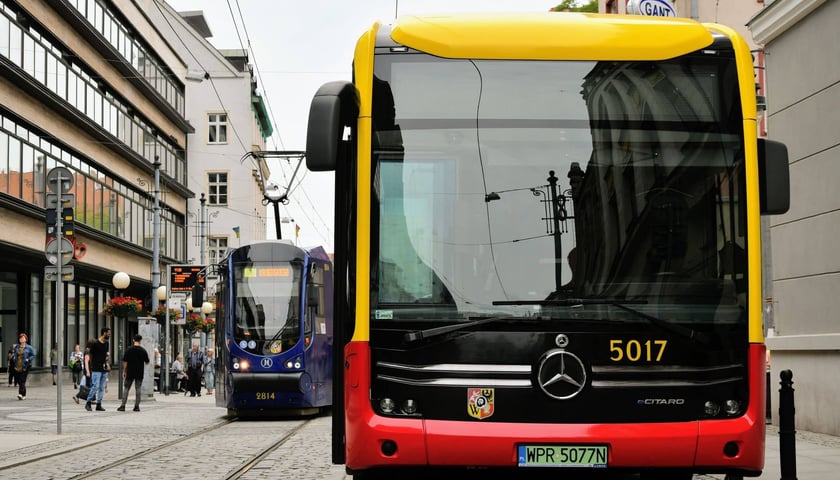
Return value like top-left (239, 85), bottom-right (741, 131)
top-left (45, 167), bottom-right (73, 435)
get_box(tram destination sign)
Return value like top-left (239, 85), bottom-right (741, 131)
top-left (170, 264), bottom-right (205, 293)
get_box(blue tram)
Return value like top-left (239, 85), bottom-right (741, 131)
top-left (212, 240), bottom-right (333, 416)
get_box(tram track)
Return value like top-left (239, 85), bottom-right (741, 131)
top-left (223, 419), bottom-right (311, 479)
top-left (69, 417), bottom-right (238, 479)
top-left (0, 410), bottom-right (326, 479)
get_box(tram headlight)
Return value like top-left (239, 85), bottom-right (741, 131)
top-left (724, 399), bottom-right (741, 416)
top-left (379, 397), bottom-right (396, 414)
top-left (401, 399), bottom-right (417, 415)
top-left (704, 400), bottom-right (720, 417)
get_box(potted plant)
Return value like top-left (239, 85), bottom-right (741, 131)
top-left (203, 317), bottom-right (216, 333)
top-left (185, 313), bottom-right (205, 334)
top-left (152, 305), bottom-right (181, 324)
top-left (102, 296), bottom-right (143, 318)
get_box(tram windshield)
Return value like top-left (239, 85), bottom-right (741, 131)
top-left (232, 261), bottom-right (302, 354)
top-left (370, 48), bottom-right (748, 328)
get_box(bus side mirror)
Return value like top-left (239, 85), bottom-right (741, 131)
top-left (307, 285), bottom-right (320, 308)
top-left (306, 81), bottom-right (358, 172)
top-left (758, 138), bottom-right (790, 215)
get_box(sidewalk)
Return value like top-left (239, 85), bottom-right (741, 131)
top-left (2, 380), bottom-right (840, 478)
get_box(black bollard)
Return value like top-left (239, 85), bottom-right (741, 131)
top-left (778, 369), bottom-right (797, 480)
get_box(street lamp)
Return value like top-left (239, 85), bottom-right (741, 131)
top-left (156, 285), bottom-right (169, 395)
top-left (112, 272), bottom-right (130, 400)
top-left (112, 271), bottom-right (130, 290)
top-left (201, 302), bottom-right (213, 351)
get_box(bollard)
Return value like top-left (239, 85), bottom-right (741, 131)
top-left (778, 369), bottom-right (797, 480)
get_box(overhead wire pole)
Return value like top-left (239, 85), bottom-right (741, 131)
top-left (240, 150), bottom-right (305, 240)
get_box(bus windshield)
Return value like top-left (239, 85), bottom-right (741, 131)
top-left (232, 261), bottom-right (302, 353)
top-left (370, 46), bottom-right (747, 325)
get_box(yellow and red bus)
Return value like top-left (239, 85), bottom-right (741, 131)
top-left (306, 12), bottom-right (790, 480)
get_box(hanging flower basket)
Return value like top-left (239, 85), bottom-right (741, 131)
top-left (185, 313), bottom-right (205, 334)
top-left (102, 296), bottom-right (143, 318)
top-left (152, 305), bottom-right (181, 323)
top-left (203, 317), bottom-right (216, 333)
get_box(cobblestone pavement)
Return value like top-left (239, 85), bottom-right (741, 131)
top-left (0, 379), bottom-right (349, 479)
top-left (1, 378), bottom-right (839, 479)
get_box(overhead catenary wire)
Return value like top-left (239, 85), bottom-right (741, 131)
top-left (227, 0), bottom-right (287, 151)
top-left (152, 0), bottom-right (249, 154)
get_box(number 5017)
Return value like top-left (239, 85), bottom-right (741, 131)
top-left (609, 339), bottom-right (667, 362)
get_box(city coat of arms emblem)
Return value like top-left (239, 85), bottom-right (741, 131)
top-left (467, 388), bottom-right (494, 420)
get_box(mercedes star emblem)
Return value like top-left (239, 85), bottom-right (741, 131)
top-left (536, 349), bottom-right (587, 400)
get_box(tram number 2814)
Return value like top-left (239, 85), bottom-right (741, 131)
top-left (255, 392), bottom-right (276, 400)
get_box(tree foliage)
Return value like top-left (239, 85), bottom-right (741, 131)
top-left (550, 0), bottom-right (598, 12)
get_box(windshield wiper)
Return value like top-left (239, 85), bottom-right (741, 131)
top-left (403, 316), bottom-right (526, 344)
top-left (493, 299), bottom-right (646, 306)
top-left (610, 303), bottom-right (711, 345)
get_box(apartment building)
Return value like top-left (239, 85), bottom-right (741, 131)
top-left (749, 0), bottom-right (840, 436)
top-left (142, 2), bottom-right (272, 277)
top-left (0, 0), bottom-right (191, 371)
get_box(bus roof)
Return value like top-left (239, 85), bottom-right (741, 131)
top-left (389, 12), bottom-right (717, 61)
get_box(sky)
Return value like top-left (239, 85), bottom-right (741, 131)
top-left (165, 0), bottom-right (563, 252)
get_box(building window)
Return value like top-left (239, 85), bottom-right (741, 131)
top-left (208, 236), bottom-right (229, 264)
top-left (208, 113), bottom-right (228, 144)
top-left (208, 172), bottom-right (228, 205)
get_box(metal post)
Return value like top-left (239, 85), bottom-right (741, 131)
top-left (163, 266), bottom-right (170, 396)
top-left (547, 170), bottom-right (563, 291)
top-left (200, 193), bottom-right (206, 264)
top-left (152, 157), bottom-right (161, 296)
top-left (274, 202), bottom-right (282, 239)
top-left (55, 171), bottom-right (65, 435)
top-left (152, 159), bottom-right (162, 397)
top-left (779, 369), bottom-right (798, 480)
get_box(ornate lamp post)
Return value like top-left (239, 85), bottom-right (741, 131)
top-left (201, 301), bottom-right (213, 350)
top-left (112, 272), bottom-right (130, 400)
top-left (156, 285), bottom-right (169, 395)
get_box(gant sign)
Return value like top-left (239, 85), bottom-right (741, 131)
top-left (628, 0), bottom-right (677, 17)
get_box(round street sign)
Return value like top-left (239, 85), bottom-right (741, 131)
top-left (46, 167), bottom-right (74, 194)
top-left (45, 238), bottom-right (74, 266)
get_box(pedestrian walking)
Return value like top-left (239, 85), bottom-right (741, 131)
top-left (171, 354), bottom-right (187, 392)
top-left (117, 334), bottom-right (150, 412)
top-left (69, 344), bottom-right (83, 389)
top-left (153, 348), bottom-right (161, 391)
top-left (203, 348), bottom-right (215, 395)
top-left (186, 343), bottom-right (205, 397)
top-left (73, 338), bottom-right (96, 404)
top-left (50, 343), bottom-right (58, 385)
top-left (85, 327), bottom-right (111, 411)
top-left (7, 345), bottom-right (17, 387)
top-left (11, 333), bottom-right (35, 400)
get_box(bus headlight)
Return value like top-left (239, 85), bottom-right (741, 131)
top-left (379, 398), bottom-right (396, 413)
top-left (239, 359), bottom-right (250, 371)
top-left (704, 401), bottom-right (720, 417)
top-left (724, 399), bottom-right (741, 416)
